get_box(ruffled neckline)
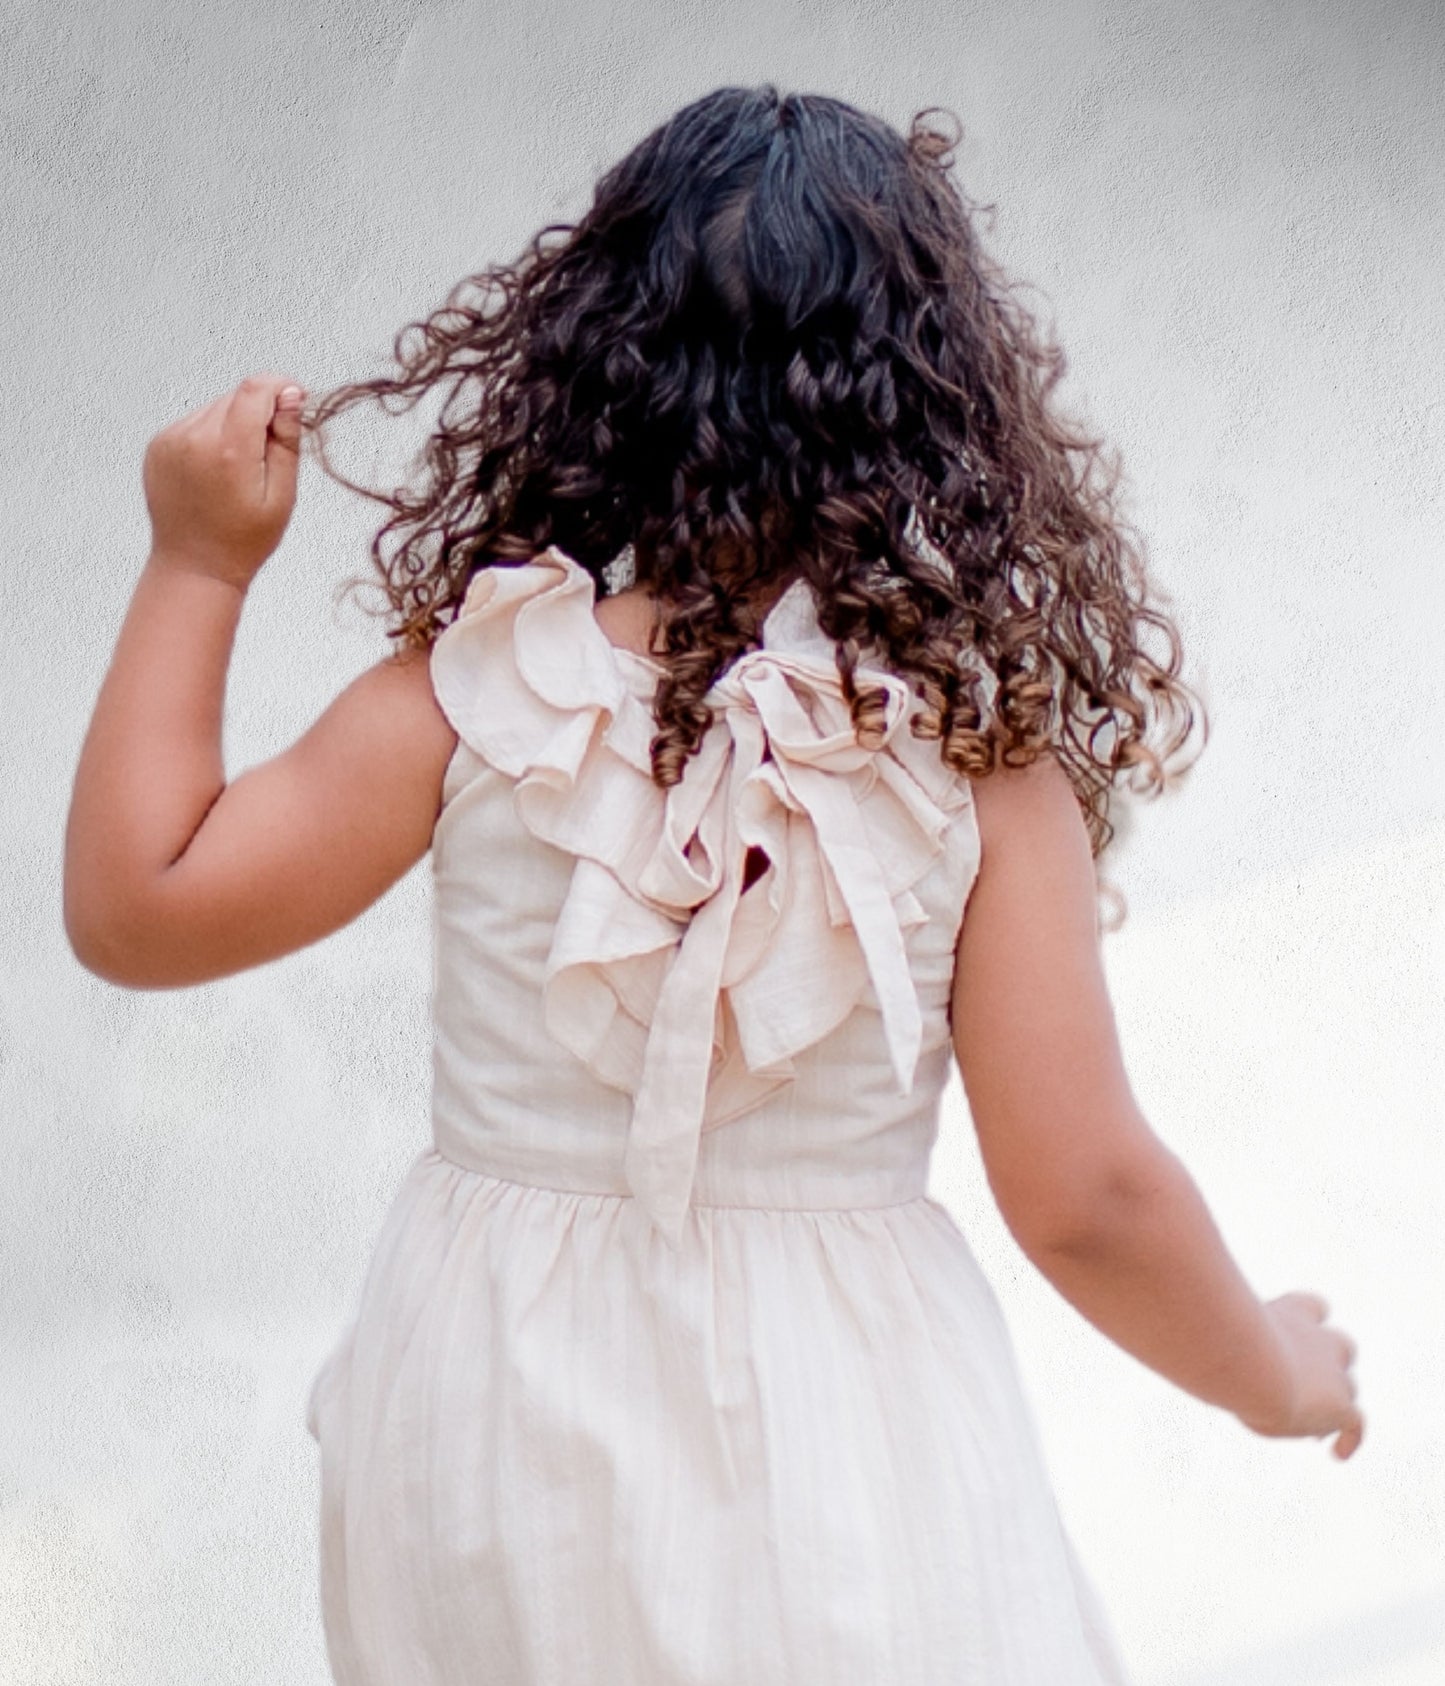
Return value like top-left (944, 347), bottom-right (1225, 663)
top-left (585, 565), bottom-right (864, 694)
top-left (429, 545), bottom-right (975, 1248)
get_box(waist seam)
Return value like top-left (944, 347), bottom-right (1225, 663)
top-left (426, 1145), bottom-right (930, 1215)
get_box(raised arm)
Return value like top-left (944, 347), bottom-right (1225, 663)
top-left (950, 753), bottom-right (1364, 1460)
top-left (63, 374), bottom-right (458, 989)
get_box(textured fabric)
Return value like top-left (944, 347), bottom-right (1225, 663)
top-left (307, 546), bottom-right (1133, 1684)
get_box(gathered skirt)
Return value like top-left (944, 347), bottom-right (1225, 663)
top-left (307, 1147), bottom-right (1131, 1685)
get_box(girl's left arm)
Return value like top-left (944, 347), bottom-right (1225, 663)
top-left (63, 373), bottom-right (459, 989)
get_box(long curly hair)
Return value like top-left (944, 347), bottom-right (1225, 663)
top-left (305, 84), bottom-right (1206, 927)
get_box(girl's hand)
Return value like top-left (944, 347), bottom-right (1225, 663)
top-left (1239, 1291), bottom-right (1365, 1460)
top-left (142, 372), bottom-right (307, 592)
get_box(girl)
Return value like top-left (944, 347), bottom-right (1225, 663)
top-left (64, 85), bottom-right (1362, 1686)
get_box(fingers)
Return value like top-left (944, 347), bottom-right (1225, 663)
top-left (144, 372), bottom-right (306, 578)
top-left (170, 374), bottom-right (305, 450)
top-left (216, 371), bottom-right (307, 516)
top-left (267, 384), bottom-right (306, 453)
top-left (225, 372), bottom-right (305, 457)
top-left (1333, 1410), bottom-right (1365, 1460)
top-left (1332, 1324), bottom-right (1362, 1459)
top-left (263, 384), bottom-right (307, 514)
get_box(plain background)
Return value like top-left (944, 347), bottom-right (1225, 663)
top-left (4, 1), bottom-right (1442, 1681)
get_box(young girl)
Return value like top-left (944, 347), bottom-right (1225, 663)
top-left (65, 85), bottom-right (1362, 1686)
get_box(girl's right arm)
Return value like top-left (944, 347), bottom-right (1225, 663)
top-left (950, 753), bottom-right (1364, 1460)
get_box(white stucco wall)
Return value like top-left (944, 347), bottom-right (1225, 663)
top-left (4, 1), bottom-right (1441, 1680)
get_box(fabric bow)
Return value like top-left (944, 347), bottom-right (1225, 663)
top-left (429, 547), bottom-right (968, 1249)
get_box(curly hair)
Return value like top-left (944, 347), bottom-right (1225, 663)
top-left (305, 83), bottom-right (1207, 928)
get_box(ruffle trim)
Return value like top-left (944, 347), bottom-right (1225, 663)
top-left (429, 546), bottom-right (976, 1247)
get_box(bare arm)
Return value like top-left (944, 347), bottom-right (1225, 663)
top-left (951, 754), bottom-right (1363, 1458)
top-left (63, 373), bottom-right (458, 988)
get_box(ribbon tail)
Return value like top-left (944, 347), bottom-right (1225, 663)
top-left (623, 868), bottom-right (744, 1249)
top-left (787, 764), bottom-right (924, 1095)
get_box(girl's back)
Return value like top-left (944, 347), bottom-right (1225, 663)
top-left (65, 83), bottom-right (1361, 1686)
top-left (304, 541), bottom-right (1129, 1681)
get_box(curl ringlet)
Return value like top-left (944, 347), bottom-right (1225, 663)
top-left (306, 85), bottom-right (1207, 928)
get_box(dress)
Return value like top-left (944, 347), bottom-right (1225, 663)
top-left (305, 545), bottom-right (1133, 1685)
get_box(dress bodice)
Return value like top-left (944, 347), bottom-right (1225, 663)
top-left (426, 546), bottom-right (983, 1248)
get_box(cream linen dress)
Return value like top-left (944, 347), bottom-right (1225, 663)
top-left (305, 545), bottom-right (1133, 1685)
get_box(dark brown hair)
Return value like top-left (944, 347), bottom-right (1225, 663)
top-left (306, 84), bottom-right (1206, 927)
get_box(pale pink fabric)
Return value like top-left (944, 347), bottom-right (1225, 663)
top-left (307, 546), bottom-right (1133, 1683)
